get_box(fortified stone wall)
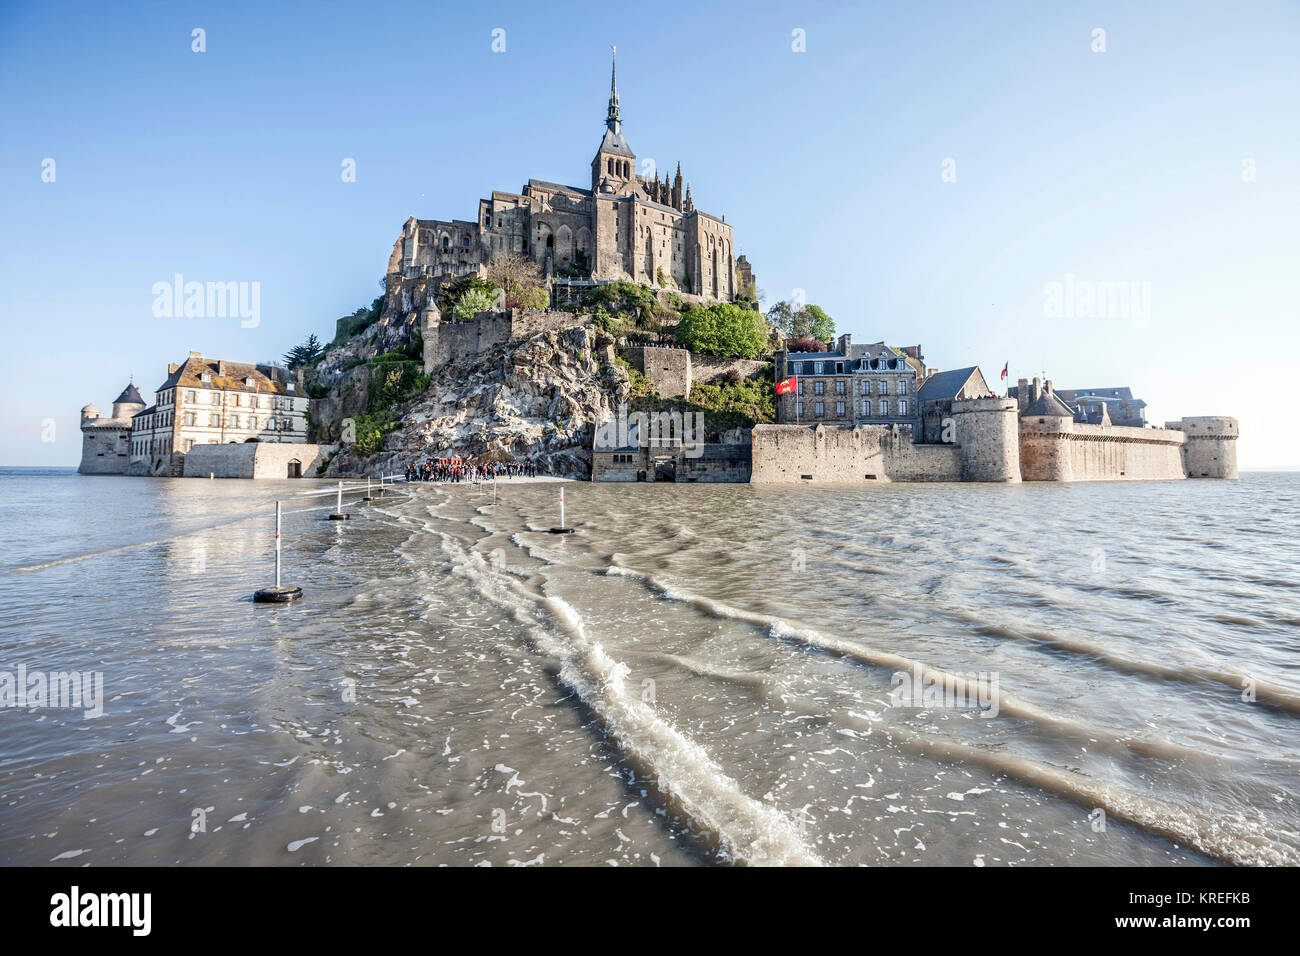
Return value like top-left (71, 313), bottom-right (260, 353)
top-left (623, 346), bottom-right (692, 398)
top-left (182, 443), bottom-right (338, 479)
top-left (79, 428), bottom-right (131, 475)
top-left (422, 309), bottom-right (584, 373)
top-left (750, 424), bottom-right (963, 483)
top-left (679, 442), bottom-right (751, 482)
top-left (592, 441), bottom-right (751, 482)
top-left (690, 356), bottom-right (769, 386)
top-left (1019, 418), bottom-right (1187, 481)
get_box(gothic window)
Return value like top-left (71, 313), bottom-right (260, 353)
top-left (442, 236), bottom-right (450, 252)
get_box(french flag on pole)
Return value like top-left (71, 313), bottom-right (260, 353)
top-left (1000, 362), bottom-right (1008, 381)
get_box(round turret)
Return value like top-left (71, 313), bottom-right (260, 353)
top-left (1180, 416), bottom-right (1239, 479)
top-left (1019, 382), bottom-right (1076, 481)
top-left (952, 397), bottom-right (1021, 482)
top-left (111, 383), bottom-right (146, 421)
top-left (81, 403), bottom-right (100, 423)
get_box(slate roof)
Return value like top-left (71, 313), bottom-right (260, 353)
top-left (157, 356), bottom-right (296, 396)
top-left (596, 128), bottom-right (634, 157)
top-left (1023, 389), bottom-right (1075, 417)
top-left (527, 179), bottom-right (593, 197)
top-left (113, 383), bottom-right (145, 406)
top-left (1060, 387), bottom-right (1147, 410)
top-left (917, 366), bottom-right (982, 401)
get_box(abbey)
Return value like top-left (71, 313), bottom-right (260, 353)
top-left (388, 51), bottom-right (755, 303)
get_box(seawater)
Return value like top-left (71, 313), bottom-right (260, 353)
top-left (0, 468), bottom-right (1297, 866)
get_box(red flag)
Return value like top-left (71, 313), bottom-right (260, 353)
top-left (775, 375), bottom-right (797, 395)
top-left (1000, 362), bottom-right (1008, 381)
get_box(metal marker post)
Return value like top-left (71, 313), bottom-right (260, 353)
top-left (254, 500), bottom-right (303, 602)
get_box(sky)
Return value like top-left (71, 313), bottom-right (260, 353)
top-left (2, 0), bottom-right (1297, 468)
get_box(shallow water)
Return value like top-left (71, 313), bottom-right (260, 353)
top-left (1, 468), bottom-right (1297, 866)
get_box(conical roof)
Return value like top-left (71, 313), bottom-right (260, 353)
top-left (113, 383), bottom-right (144, 406)
top-left (1024, 389), bottom-right (1074, 417)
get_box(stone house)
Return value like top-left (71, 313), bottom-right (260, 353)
top-left (774, 335), bottom-right (922, 432)
top-left (128, 352), bottom-right (309, 475)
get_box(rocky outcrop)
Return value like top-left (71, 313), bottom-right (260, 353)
top-left (323, 320), bottom-right (629, 479)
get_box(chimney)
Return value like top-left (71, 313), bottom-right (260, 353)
top-left (837, 333), bottom-right (851, 355)
top-left (188, 350), bottom-right (201, 359)
top-left (1017, 377), bottom-right (1029, 413)
top-left (168, 363), bottom-right (180, 374)
top-left (1045, 379), bottom-right (1054, 395)
top-left (217, 360), bottom-right (227, 376)
top-left (1031, 377), bottom-right (1042, 403)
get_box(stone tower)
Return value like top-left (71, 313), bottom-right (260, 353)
top-left (1180, 416), bottom-right (1239, 478)
top-left (1018, 379), bottom-right (1076, 481)
top-left (952, 397), bottom-right (1021, 482)
top-left (79, 382), bottom-right (144, 475)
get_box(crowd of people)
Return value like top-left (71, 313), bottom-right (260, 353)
top-left (404, 458), bottom-right (540, 483)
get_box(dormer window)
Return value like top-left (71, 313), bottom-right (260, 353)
top-left (245, 377), bottom-right (254, 388)
top-left (287, 383), bottom-right (295, 393)
top-left (200, 372), bottom-right (211, 383)
top-left (814, 362), bottom-right (824, 375)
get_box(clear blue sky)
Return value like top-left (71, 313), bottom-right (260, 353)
top-left (2, 0), bottom-right (1297, 468)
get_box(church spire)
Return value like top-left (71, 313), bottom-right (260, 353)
top-left (606, 45), bottom-right (621, 134)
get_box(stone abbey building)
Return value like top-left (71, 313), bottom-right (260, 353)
top-left (389, 52), bottom-right (755, 304)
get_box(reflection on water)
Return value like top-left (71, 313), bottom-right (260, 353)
top-left (0, 469), bottom-right (1297, 866)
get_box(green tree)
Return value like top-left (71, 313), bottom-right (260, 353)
top-left (675, 303), bottom-right (769, 359)
top-left (283, 333), bottom-right (324, 370)
top-left (803, 304), bottom-right (836, 343)
top-left (453, 286), bottom-right (499, 322)
top-left (765, 300), bottom-right (836, 344)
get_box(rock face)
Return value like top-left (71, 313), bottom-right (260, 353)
top-left (323, 320), bottom-right (629, 479)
